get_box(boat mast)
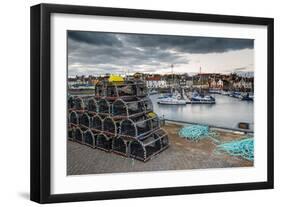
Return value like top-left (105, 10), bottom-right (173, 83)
top-left (199, 66), bottom-right (202, 94)
top-left (171, 64), bottom-right (174, 93)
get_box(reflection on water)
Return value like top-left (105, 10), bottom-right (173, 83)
top-left (150, 94), bottom-right (254, 129)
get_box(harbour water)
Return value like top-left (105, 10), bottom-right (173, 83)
top-left (150, 94), bottom-right (254, 130)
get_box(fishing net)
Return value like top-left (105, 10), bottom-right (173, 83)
top-left (178, 125), bottom-right (210, 141)
top-left (215, 137), bottom-right (254, 161)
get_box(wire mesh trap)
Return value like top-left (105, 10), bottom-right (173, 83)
top-left (83, 130), bottom-right (95, 147)
top-left (96, 133), bottom-right (113, 152)
top-left (74, 127), bottom-right (83, 143)
top-left (129, 128), bottom-right (169, 161)
top-left (120, 114), bottom-right (160, 139)
top-left (79, 112), bottom-right (91, 129)
top-left (68, 78), bottom-right (169, 162)
top-left (69, 111), bottom-right (79, 126)
top-left (68, 127), bottom-right (75, 140)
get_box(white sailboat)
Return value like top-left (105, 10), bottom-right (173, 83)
top-left (157, 64), bottom-right (187, 105)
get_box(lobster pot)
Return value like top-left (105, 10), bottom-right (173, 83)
top-left (74, 97), bottom-right (85, 110)
top-left (79, 112), bottom-right (91, 129)
top-left (103, 117), bottom-right (118, 136)
top-left (142, 98), bottom-right (153, 112)
top-left (96, 133), bottom-right (113, 152)
top-left (112, 98), bottom-right (144, 117)
top-left (154, 128), bottom-right (169, 149)
top-left (135, 117), bottom-right (154, 138)
top-left (74, 127), bottom-right (83, 143)
top-left (112, 137), bottom-right (128, 156)
top-left (116, 84), bottom-right (137, 97)
top-left (150, 115), bottom-right (160, 130)
top-left (68, 96), bottom-right (75, 109)
top-left (106, 85), bottom-right (118, 97)
top-left (120, 119), bottom-right (137, 137)
top-left (87, 98), bottom-right (98, 113)
top-left (95, 83), bottom-right (105, 97)
top-left (69, 111), bottom-right (79, 126)
top-left (120, 115), bottom-right (160, 138)
top-left (83, 130), bottom-right (95, 147)
top-left (91, 115), bottom-right (103, 133)
top-left (136, 82), bottom-right (148, 97)
top-left (68, 127), bottom-right (75, 140)
top-left (98, 98), bottom-right (111, 115)
top-left (129, 129), bottom-right (169, 162)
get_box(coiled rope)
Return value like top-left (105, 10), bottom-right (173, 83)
top-left (178, 125), bottom-right (218, 142)
top-left (215, 138), bottom-right (254, 161)
top-left (178, 125), bottom-right (254, 161)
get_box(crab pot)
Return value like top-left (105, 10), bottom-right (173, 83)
top-left (136, 82), bottom-right (148, 97)
top-left (150, 115), bottom-right (160, 130)
top-left (87, 98), bottom-right (98, 113)
top-left (106, 85), bottom-right (118, 97)
top-left (74, 97), bottom-right (85, 110)
top-left (95, 83), bottom-right (105, 97)
top-left (98, 98), bottom-right (111, 115)
top-left (74, 127), bottom-right (83, 143)
top-left (116, 83), bottom-right (137, 97)
top-left (68, 127), bottom-right (75, 140)
top-left (120, 119), bottom-right (137, 137)
top-left (83, 130), bottom-right (95, 147)
top-left (112, 98), bottom-right (147, 117)
top-left (103, 117), bottom-right (118, 136)
top-left (79, 112), bottom-right (91, 129)
top-left (143, 98), bottom-right (153, 112)
top-left (129, 129), bottom-right (169, 161)
top-left (120, 114), bottom-right (160, 138)
top-left (135, 117), bottom-right (154, 138)
top-left (96, 133), bottom-right (113, 152)
top-left (155, 128), bottom-right (169, 149)
top-left (112, 137), bottom-right (128, 156)
top-left (68, 96), bottom-right (75, 109)
top-left (91, 115), bottom-right (103, 133)
top-left (69, 111), bottom-right (79, 126)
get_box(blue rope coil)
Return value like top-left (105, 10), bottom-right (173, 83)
top-left (178, 125), bottom-right (210, 141)
top-left (178, 125), bottom-right (254, 161)
top-left (215, 138), bottom-right (254, 161)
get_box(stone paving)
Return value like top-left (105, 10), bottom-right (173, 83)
top-left (67, 123), bottom-right (253, 175)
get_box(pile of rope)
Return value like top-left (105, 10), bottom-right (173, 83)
top-left (178, 125), bottom-right (254, 161)
top-left (215, 137), bottom-right (254, 161)
top-left (178, 125), bottom-right (210, 141)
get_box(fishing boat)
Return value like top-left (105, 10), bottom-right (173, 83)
top-left (186, 67), bottom-right (216, 104)
top-left (158, 64), bottom-right (188, 105)
top-left (157, 96), bottom-right (187, 105)
top-left (148, 89), bottom-right (158, 95)
top-left (157, 93), bottom-right (172, 99)
top-left (240, 92), bottom-right (254, 101)
top-left (209, 88), bottom-right (222, 94)
top-left (186, 91), bottom-right (216, 104)
top-left (229, 91), bottom-right (242, 98)
top-left (220, 90), bottom-right (230, 96)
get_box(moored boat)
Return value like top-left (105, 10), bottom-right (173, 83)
top-left (157, 97), bottom-right (187, 105)
top-left (188, 91), bottom-right (216, 104)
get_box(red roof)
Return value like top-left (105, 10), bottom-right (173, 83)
top-left (146, 76), bottom-right (161, 81)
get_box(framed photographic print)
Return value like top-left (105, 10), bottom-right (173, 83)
top-left (30, 3), bottom-right (274, 203)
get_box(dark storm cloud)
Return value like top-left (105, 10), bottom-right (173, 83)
top-left (68, 31), bottom-right (253, 75)
top-left (68, 31), bottom-right (123, 46)
top-left (124, 35), bottom-right (253, 54)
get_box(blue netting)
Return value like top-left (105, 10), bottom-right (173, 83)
top-left (178, 125), bottom-right (210, 141)
top-left (215, 138), bottom-right (254, 161)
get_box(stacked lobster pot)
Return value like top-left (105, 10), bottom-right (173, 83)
top-left (68, 78), bottom-right (169, 162)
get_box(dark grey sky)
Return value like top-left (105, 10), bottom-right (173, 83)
top-left (68, 31), bottom-right (254, 76)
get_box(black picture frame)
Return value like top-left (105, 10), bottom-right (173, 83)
top-left (30, 3), bottom-right (274, 204)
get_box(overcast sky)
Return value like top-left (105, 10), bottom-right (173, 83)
top-left (68, 31), bottom-right (254, 76)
